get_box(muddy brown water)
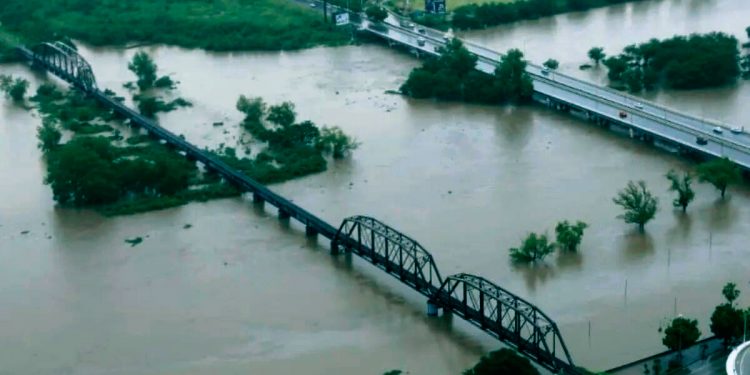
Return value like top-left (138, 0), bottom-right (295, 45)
top-left (2, 1), bottom-right (750, 373)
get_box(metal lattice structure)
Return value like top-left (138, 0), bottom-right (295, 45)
top-left (332, 216), bottom-right (443, 296)
top-left (28, 42), bottom-right (97, 92)
top-left (16, 43), bottom-right (580, 374)
top-left (433, 273), bottom-right (577, 373)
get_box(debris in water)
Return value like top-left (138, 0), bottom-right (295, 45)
top-left (125, 237), bottom-right (143, 247)
top-left (212, 122), bottom-right (224, 127)
top-left (20, 230), bottom-right (30, 235)
top-left (183, 224), bottom-right (193, 229)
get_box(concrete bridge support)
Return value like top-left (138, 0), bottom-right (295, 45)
top-left (278, 208), bottom-right (291, 220)
top-left (305, 226), bottom-right (318, 238)
top-left (252, 192), bottom-right (264, 206)
top-left (427, 300), bottom-right (440, 317)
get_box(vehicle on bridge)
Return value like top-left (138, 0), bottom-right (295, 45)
top-left (619, 111), bottom-right (628, 119)
top-left (417, 37), bottom-right (426, 46)
top-left (696, 136), bottom-right (708, 145)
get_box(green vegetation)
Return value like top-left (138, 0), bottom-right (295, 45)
top-left (128, 51), bottom-right (159, 90)
top-left (0, 0), bottom-right (348, 51)
top-left (587, 47), bottom-right (605, 65)
top-left (230, 95), bottom-right (359, 183)
top-left (665, 170), bottom-right (695, 212)
top-left (661, 316), bottom-right (701, 357)
top-left (20, 52), bottom-right (356, 217)
top-left (612, 180), bottom-right (658, 231)
top-left (554, 220), bottom-right (587, 252)
top-left (0, 74), bottom-right (29, 102)
top-left (542, 58), bottom-right (559, 70)
top-left (366, 6), bottom-right (389, 22)
top-left (400, 40), bottom-right (532, 104)
top-left (509, 232), bottom-right (555, 264)
top-left (125, 52), bottom-right (192, 118)
top-left (697, 157), bottom-right (742, 198)
top-left (602, 33), bottom-right (740, 91)
top-left (463, 348), bottom-right (539, 375)
top-left (710, 282), bottom-right (746, 345)
top-left (452, 0), bottom-right (646, 30)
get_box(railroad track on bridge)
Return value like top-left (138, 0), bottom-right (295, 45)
top-left (15, 42), bottom-right (583, 374)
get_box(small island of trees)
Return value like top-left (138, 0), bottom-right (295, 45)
top-left (400, 39), bottom-right (533, 104)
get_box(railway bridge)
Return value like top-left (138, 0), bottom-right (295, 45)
top-left (16, 43), bottom-right (583, 374)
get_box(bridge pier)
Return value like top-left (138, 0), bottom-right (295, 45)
top-left (330, 240), bottom-right (340, 255)
top-left (305, 226), bottom-right (318, 238)
top-left (252, 192), bottom-right (264, 206)
top-left (427, 300), bottom-right (440, 317)
top-left (278, 209), bottom-right (291, 220)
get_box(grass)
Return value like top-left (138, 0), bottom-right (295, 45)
top-left (0, 0), bottom-right (349, 51)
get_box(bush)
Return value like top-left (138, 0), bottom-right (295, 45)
top-left (0, 74), bottom-right (29, 102)
top-left (555, 220), bottom-right (587, 252)
top-left (509, 232), bottom-right (555, 264)
top-left (365, 6), bottom-right (388, 22)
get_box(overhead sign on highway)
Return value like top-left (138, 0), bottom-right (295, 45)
top-left (426, 0), bottom-right (446, 14)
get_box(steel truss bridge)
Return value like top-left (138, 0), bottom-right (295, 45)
top-left (17, 43), bottom-right (582, 374)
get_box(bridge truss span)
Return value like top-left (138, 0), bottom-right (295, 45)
top-left (332, 216), bottom-right (443, 296)
top-left (434, 273), bottom-right (578, 374)
top-left (25, 42), bottom-right (98, 92)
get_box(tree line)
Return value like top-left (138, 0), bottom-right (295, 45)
top-left (452, 0), bottom-right (647, 30)
top-left (587, 32), bottom-right (742, 91)
top-left (400, 39), bottom-right (533, 104)
top-left (0, 0), bottom-right (348, 52)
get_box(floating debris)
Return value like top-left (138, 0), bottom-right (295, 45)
top-left (183, 224), bottom-right (192, 229)
top-left (125, 237), bottom-right (143, 247)
top-left (20, 230), bottom-right (30, 235)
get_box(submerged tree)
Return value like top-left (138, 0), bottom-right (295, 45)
top-left (463, 348), bottom-right (540, 375)
top-left (588, 47), bottom-right (606, 65)
top-left (612, 181), bottom-right (659, 231)
top-left (543, 58), bottom-right (559, 70)
top-left (697, 157), bottom-right (741, 198)
top-left (0, 74), bottom-right (29, 102)
top-left (127, 51), bottom-right (158, 90)
top-left (266, 101), bottom-right (297, 127)
top-left (666, 170), bottom-right (695, 212)
top-left (509, 232), bottom-right (555, 264)
top-left (365, 6), bottom-right (388, 22)
top-left (316, 126), bottom-right (360, 159)
top-left (662, 316), bottom-right (701, 357)
top-left (495, 48), bottom-right (534, 102)
top-left (554, 220), bottom-right (588, 252)
top-left (36, 118), bottom-right (62, 152)
top-left (236, 95), bottom-right (267, 124)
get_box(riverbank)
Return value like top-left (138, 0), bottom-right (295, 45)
top-left (0, 0), bottom-right (349, 54)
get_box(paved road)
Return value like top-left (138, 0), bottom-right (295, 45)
top-left (316, 7), bottom-right (750, 169)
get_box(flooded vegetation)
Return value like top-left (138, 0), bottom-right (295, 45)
top-left (3, 0), bottom-right (750, 373)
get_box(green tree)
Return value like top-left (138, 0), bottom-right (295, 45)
top-left (555, 220), bottom-right (588, 252)
top-left (316, 126), bottom-right (359, 159)
top-left (662, 316), bottom-right (701, 356)
top-left (711, 303), bottom-right (743, 345)
top-left (45, 136), bottom-right (121, 206)
top-left (509, 232), bottom-right (555, 264)
top-left (666, 170), bottom-right (695, 212)
top-left (612, 181), bottom-right (659, 231)
top-left (588, 47), bottom-right (606, 65)
top-left (236, 95), bottom-right (266, 123)
top-left (128, 51), bottom-right (158, 90)
top-left (0, 74), bottom-right (29, 102)
top-left (266, 101), bottom-right (296, 127)
top-left (495, 48), bottom-right (533, 102)
top-left (463, 349), bottom-right (539, 375)
top-left (36, 118), bottom-right (62, 152)
top-left (365, 6), bottom-right (388, 22)
top-left (697, 157), bottom-right (741, 198)
top-left (710, 282), bottom-right (744, 345)
top-left (543, 58), bottom-right (559, 70)
top-left (723, 282), bottom-right (741, 303)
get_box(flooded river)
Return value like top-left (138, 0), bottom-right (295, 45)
top-left (3, 0), bottom-right (750, 373)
